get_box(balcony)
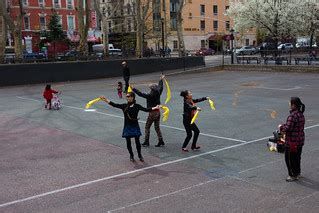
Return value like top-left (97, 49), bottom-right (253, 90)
top-left (54, 3), bottom-right (60, 9)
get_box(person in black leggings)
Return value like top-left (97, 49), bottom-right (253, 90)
top-left (180, 90), bottom-right (208, 152)
top-left (101, 92), bottom-right (160, 162)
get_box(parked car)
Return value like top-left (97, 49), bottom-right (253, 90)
top-left (261, 42), bottom-right (277, 51)
top-left (235, 46), bottom-right (256, 55)
top-left (95, 49), bottom-right (123, 58)
top-left (277, 43), bottom-right (294, 51)
top-left (195, 48), bottom-right (215, 56)
top-left (57, 50), bottom-right (79, 60)
top-left (23, 51), bottom-right (46, 60)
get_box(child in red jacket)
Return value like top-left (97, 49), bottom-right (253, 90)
top-left (43, 84), bottom-right (58, 110)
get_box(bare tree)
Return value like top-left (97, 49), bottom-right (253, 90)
top-left (135, 0), bottom-right (151, 58)
top-left (176, 0), bottom-right (185, 56)
top-left (77, 0), bottom-right (90, 56)
top-left (3, 0), bottom-right (24, 59)
top-left (0, 0), bottom-right (6, 62)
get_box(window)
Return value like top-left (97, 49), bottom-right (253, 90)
top-left (38, 0), bottom-right (44, 7)
top-left (213, 20), bottom-right (218, 31)
top-left (53, 0), bottom-right (60, 8)
top-left (58, 15), bottom-right (62, 27)
top-left (170, 0), bottom-right (177, 30)
top-left (22, 0), bottom-right (28, 6)
top-left (201, 40), bottom-right (205, 48)
top-left (127, 3), bottom-right (131, 15)
top-left (40, 16), bottom-right (46, 30)
top-left (213, 5), bottom-right (218, 15)
top-left (173, 40), bottom-right (178, 49)
top-left (225, 21), bottom-right (230, 31)
top-left (225, 6), bottom-right (229, 11)
top-left (200, 4), bottom-right (205, 16)
top-left (67, 15), bottom-right (75, 30)
top-left (246, 39), bottom-right (250, 46)
top-left (24, 16), bottom-right (30, 30)
top-left (200, 20), bottom-right (205, 31)
top-left (67, 0), bottom-right (73, 9)
top-left (128, 19), bottom-right (132, 32)
top-left (170, 17), bottom-right (177, 30)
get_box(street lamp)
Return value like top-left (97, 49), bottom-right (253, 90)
top-left (230, 28), bottom-right (235, 64)
top-left (161, 18), bottom-right (165, 57)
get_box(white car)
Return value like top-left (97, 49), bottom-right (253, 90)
top-left (235, 46), bottom-right (256, 55)
top-left (278, 43), bottom-right (294, 50)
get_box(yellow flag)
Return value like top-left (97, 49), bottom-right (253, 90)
top-left (164, 79), bottom-right (171, 104)
top-left (127, 85), bottom-right (133, 93)
top-left (208, 98), bottom-right (216, 110)
top-left (161, 105), bottom-right (170, 122)
top-left (190, 110), bottom-right (199, 124)
top-left (85, 97), bottom-right (102, 109)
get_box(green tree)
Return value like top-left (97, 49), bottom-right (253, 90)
top-left (48, 13), bottom-right (65, 41)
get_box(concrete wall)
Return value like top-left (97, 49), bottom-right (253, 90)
top-left (0, 57), bottom-right (204, 86)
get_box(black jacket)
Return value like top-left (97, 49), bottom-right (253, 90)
top-left (123, 66), bottom-right (130, 78)
top-left (183, 97), bottom-right (207, 121)
top-left (132, 79), bottom-right (163, 108)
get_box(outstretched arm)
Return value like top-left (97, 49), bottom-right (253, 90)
top-left (193, 97), bottom-right (208, 103)
top-left (138, 104), bottom-right (160, 112)
top-left (100, 96), bottom-right (125, 109)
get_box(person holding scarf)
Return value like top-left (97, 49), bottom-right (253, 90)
top-left (101, 93), bottom-right (160, 162)
top-left (180, 90), bottom-right (208, 152)
top-left (279, 97), bottom-right (305, 182)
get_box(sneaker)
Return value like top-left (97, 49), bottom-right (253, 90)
top-left (182, 148), bottom-right (189, 152)
top-left (286, 176), bottom-right (297, 182)
top-left (130, 157), bottom-right (135, 162)
top-left (142, 142), bottom-right (150, 147)
top-left (139, 157), bottom-right (144, 162)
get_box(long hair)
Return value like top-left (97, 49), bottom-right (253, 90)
top-left (291, 97), bottom-right (305, 113)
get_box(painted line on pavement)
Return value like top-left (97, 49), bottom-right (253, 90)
top-left (16, 96), bottom-right (247, 143)
top-left (1, 123), bottom-right (318, 208)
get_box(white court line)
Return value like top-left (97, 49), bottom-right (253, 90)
top-left (16, 96), bottom-right (247, 143)
top-left (255, 86), bottom-right (302, 91)
top-left (1, 123), bottom-right (318, 208)
top-left (107, 159), bottom-right (282, 213)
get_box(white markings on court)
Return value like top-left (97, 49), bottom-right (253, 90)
top-left (1, 123), bottom-right (318, 208)
top-left (16, 96), bottom-right (247, 143)
top-left (255, 86), bottom-right (302, 91)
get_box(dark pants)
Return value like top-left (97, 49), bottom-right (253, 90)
top-left (285, 146), bottom-right (303, 177)
top-left (182, 120), bottom-right (200, 148)
top-left (45, 99), bottom-right (52, 109)
top-left (124, 76), bottom-right (130, 93)
top-left (125, 137), bottom-right (142, 158)
top-left (145, 111), bottom-right (163, 143)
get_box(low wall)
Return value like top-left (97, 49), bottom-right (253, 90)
top-left (0, 57), bottom-right (204, 86)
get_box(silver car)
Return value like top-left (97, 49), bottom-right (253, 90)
top-left (235, 46), bottom-right (256, 55)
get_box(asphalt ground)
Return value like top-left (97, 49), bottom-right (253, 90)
top-left (0, 67), bottom-right (319, 212)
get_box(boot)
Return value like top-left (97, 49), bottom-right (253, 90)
top-left (155, 140), bottom-right (165, 147)
top-left (142, 142), bottom-right (150, 147)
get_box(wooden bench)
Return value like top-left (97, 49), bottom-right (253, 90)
top-left (236, 56), bottom-right (261, 64)
top-left (295, 57), bottom-right (319, 65)
top-left (264, 57), bottom-right (290, 65)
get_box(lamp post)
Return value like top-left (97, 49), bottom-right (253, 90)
top-left (230, 28), bottom-right (235, 64)
top-left (161, 18), bottom-right (165, 57)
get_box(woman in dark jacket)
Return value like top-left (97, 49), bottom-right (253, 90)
top-left (101, 92), bottom-right (159, 162)
top-left (180, 90), bottom-right (208, 152)
top-left (279, 97), bottom-right (305, 182)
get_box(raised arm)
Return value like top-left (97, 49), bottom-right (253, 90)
top-left (158, 75), bottom-right (164, 95)
top-left (132, 87), bottom-right (149, 98)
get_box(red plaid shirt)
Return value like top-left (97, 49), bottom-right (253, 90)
top-left (280, 109), bottom-right (305, 151)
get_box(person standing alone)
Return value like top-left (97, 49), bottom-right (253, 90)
top-left (279, 97), bottom-right (305, 182)
top-left (131, 75), bottom-right (165, 147)
top-left (122, 61), bottom-right (130, 93)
